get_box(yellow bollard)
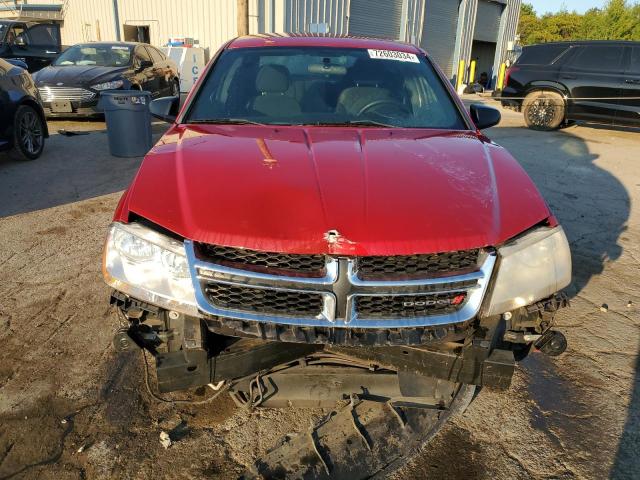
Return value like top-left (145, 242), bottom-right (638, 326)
top-left (456, 60), bottom-right (466, 91)
top-left (469, 60), bottom-right (476, 85)
top-left (496, 63), bottom-right (507, 90)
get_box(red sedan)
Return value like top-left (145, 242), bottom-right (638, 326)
top-left (102, 35), bottom-right (571, 434)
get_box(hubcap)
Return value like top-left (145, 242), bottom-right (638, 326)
top-left (527, 98), bottom-right (558, 127)
top-left (19, 110), bottom-right (43, 155)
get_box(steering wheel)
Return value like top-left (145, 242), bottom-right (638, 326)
top-left (357, 99), bottom-right (410, 117)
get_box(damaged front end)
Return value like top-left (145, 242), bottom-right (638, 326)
top-left (104, 219), bottom-right (571, 410)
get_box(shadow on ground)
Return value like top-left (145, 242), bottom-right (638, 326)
top-left (491, 125), bottom-right (637, 480)
top-left (0, 121), bottom-right (168, 218)
top-left (403, 122), bottom-right (636, 479)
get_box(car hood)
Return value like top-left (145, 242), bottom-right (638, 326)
top-left (120, 125), bottom-right (551, 255)
top-left (33, 65), bottom-right (128, 86)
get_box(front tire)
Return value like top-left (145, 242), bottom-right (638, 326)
top-left (10, 105), bottom-right (45, 161)
top-left (523, 90), bottom-right (565, 131)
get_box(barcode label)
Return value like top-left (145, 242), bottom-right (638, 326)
top-left (367, 49), bottom-right (419, 63)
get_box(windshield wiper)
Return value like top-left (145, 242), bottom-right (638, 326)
top-left (187, 118), bottom-right (267, 126)
top-left (312, 119), bottom-right (397, 128)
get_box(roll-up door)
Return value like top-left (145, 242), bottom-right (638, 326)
top-left (348, 0), bottom-right (403, 40)
top-left (420, 0), bottom-right (461, 78)
top-left (474, 0), bottom-right (503, 43)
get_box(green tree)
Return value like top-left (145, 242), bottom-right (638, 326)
top-left (518, 0), bottom-right (640, 45)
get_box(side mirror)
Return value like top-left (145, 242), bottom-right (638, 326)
top-left (13, 36), bottom-right (27, 48)
top-left (469, 104), bottom-right (501, 130)
top-left (150, 96), bottom-right (179, 123)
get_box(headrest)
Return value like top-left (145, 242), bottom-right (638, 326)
top-left (256, 64), bottom-right (290, 94)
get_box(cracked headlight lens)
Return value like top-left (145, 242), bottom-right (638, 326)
top-left (103, 222), bottom-right (197, 315)
top-left (483, 226), bottom-right (572, 317)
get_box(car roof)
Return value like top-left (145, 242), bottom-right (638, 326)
top-left (526, 40), bottom-right (640, 48)
top-left (71, 41), bottom-right (146, 48)
top-left (227, 34), bottom-right (422, 54)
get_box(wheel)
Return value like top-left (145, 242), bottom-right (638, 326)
top-left (10, 105), bottom-right (45, 161)
top-left (171, 79), bottom-right (180, 97)
top-left (522, 90), bottom-right (565, 131)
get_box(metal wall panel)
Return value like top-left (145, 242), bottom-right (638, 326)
top-left (454, 0), bottom-right (477, 77)
top-left (404, 0), bottom-right (425, 45)
top-left (491, 0), bottom-right (520, 85)
top-left (421, 0), bottom-right (461, 77)
top-left (282, 0), bottom-right (348, 34)
top-left (58, 0), bottom-right (237, 59)
top-left (473, 0), bottom-right (503, 43)
top-left (347, 0), bottom-right (403, 40)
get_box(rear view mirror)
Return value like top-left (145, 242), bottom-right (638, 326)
top-left (13, 36), bottom-right (26, 48)
top-left (469, 104), bottom-right (501, 130)
top-left (150, 96), bottom-right (180, 123)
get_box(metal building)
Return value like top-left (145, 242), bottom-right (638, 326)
top-left (1, 0), bottom-right (521, 88)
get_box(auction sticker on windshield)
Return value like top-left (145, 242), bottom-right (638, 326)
top-left (368, 49), bottom-right (419, 63)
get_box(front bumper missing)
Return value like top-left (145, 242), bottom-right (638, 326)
top-left (152, 338), bottom-right (515, 395)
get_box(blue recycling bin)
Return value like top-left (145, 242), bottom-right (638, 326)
top-left (100, 90), bottom-right (153, 157)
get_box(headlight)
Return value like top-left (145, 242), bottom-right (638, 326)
top-left (483, 226), bottom-right (571, 317)
top-left (91, 80), bottom-right (124, 91)
top-left (103, 222), bottom-right (197, 315)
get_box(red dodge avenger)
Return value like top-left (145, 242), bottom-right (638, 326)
top-left (103, 36), bottom-right (571, 417)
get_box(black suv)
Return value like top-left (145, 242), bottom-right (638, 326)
top-left (0, 20), bottom-right (62, 73)
top-left (500, 41), bottom-right (640, 130)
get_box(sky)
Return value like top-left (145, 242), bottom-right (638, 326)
top-left (528, 0), bottom-right (608, 14)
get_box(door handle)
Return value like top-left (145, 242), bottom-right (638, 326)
top-left (625, 79), bottom-right (640, 84)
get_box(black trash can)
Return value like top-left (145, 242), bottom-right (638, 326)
top-left (100, 91), bottom-right (152, 157)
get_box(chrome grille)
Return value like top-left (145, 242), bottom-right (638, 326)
top-left (356, 292), bottom-right (467, 318)
top-left (205, 282), bottom-right (324, 317)
top-left (356, 250), bottom-right (480, 280)
top-left (196, 243), bottom-right (326, 277)
top-left (188, 241), bottom-right (495, 330)
top-left (39, 86), bottom-right (96, 103)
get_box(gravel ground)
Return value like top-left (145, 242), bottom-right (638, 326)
top-left (0, 101), bottom-right (638, 479)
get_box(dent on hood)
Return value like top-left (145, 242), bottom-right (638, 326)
top-left (123, 125), bottom-right (551, 255)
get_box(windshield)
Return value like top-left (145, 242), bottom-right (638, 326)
top-left (53, 44), bottom-right (132, 67)
top-left (186, 47), bottom-right (466, 129)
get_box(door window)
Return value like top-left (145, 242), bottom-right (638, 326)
top-left (147, 46), bottom-right (164, 64)
top-left (629, 47), bottom-right (640, 74)
top-left (7, 25), bottom-right (25, 45)
top-left (566, 46), bottom-right (623, 72)
top-left (23, 24), bottom-right (60, 48)
top-left (135, 46), bottom-right (152, 66)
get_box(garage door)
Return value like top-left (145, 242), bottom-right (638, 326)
top-left (474, 0), bottom-right (503, 43)
top-left (348, 0), bottom-right (403, 40)
top-left (420, 0), bottom-right (461, 78)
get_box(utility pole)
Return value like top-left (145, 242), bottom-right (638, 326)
top-left (237, 0), bottom-right (249, 36)
top-left (112, 0), bottom-right (121, 41)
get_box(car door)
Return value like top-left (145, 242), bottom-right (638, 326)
top-left (145, 46), bottom-right (169, 96)
top-left (560, 45), bottom-right (624, 125)
top-left (133, 45), bottom-right (159, 95)
top-left (9, 23), bottom-right (61, 73)
top-left (0, 60), bottom-right (12, 148)
top-left (616, 45), bottom-right (640, 126)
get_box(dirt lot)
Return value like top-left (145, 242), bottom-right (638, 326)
top-left (0, 101), bottom-right (638, 479)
